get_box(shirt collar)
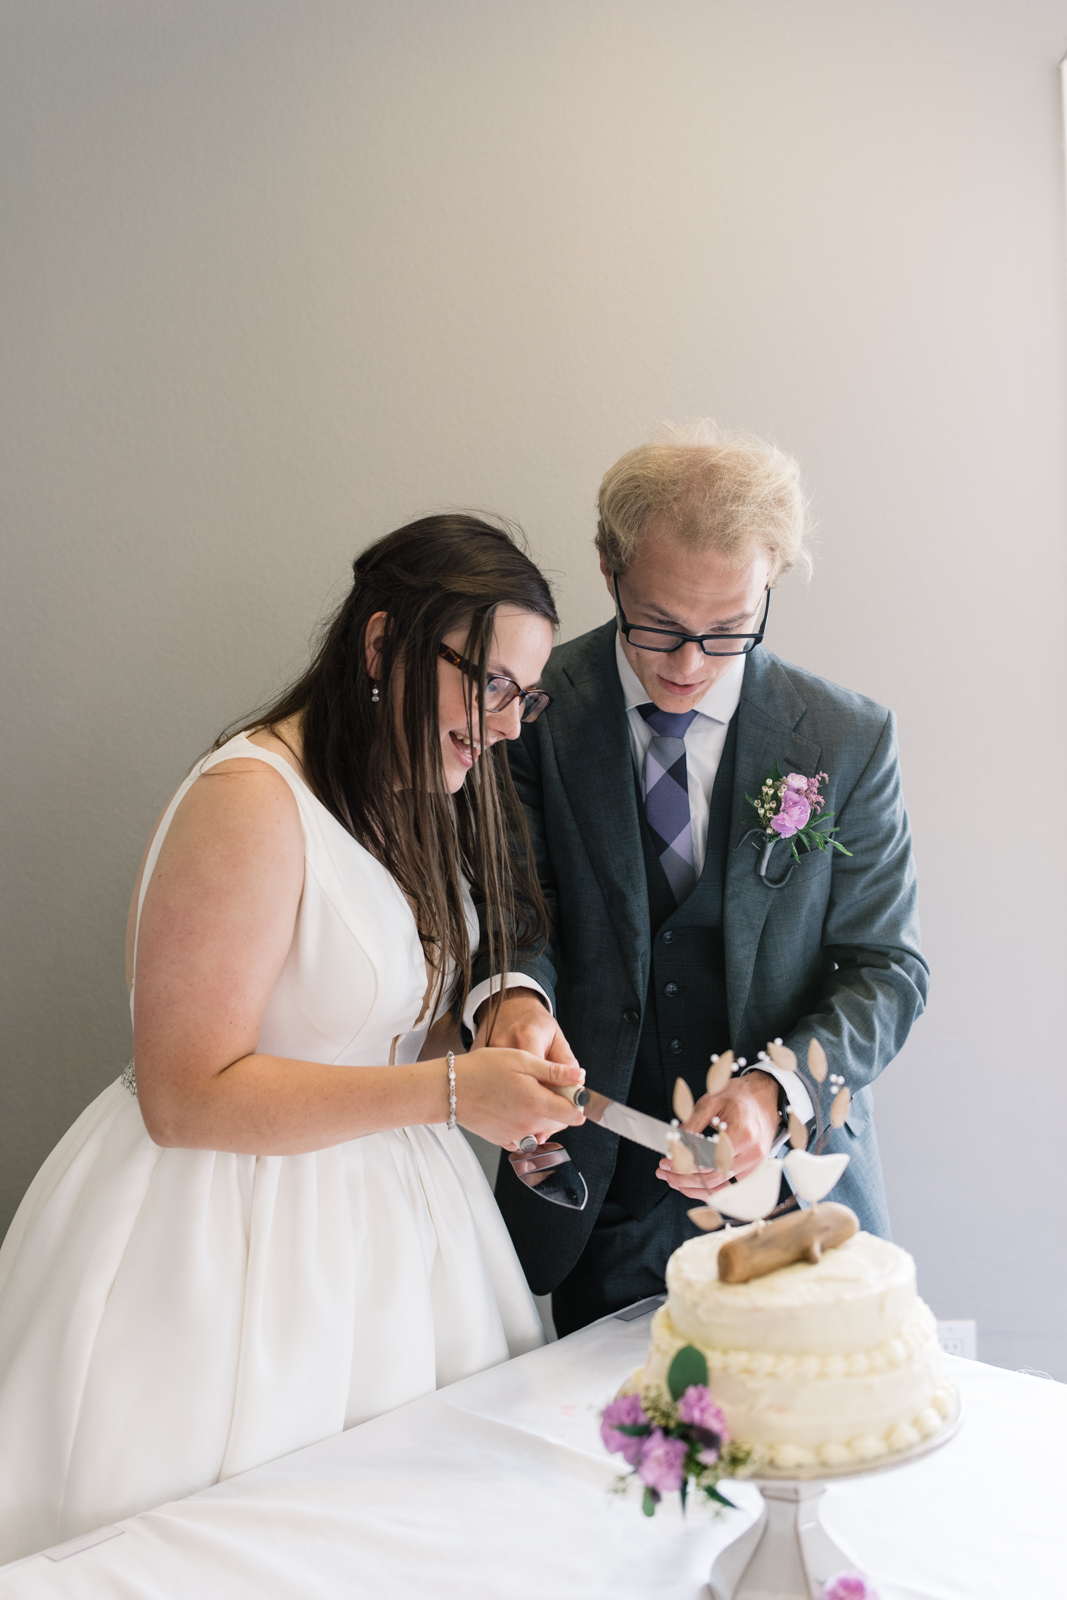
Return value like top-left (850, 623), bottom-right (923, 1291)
top-left (614, 629), bottom-right (746, 724)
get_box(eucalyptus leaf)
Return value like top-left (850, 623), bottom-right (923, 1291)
top-left (642, 1486), bottom-right (658, 1517)
top-left (667, 1343), bottom-right (708, 1399)
top-left (705, 1485), bottom-right (738, 1509)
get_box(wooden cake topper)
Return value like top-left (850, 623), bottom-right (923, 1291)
top-left (677, 1035), bottom-right (860, 1281)
top-left (716, 1202), bottom-right (858, 1283)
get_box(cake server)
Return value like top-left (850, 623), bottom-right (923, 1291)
top-left (506, 1085), bottom-right (722, 1209)
top-left (506, 1139), bottom-right (589, 1209)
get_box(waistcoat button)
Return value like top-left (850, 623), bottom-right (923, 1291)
top-left (623, 1008), bottom-right (640, 1026)
top-left (664, 982), bottom-right (679, 997)
top-left (669, 1038), bottom-right (683, 1054)
top-left (662, 930), bottom-right (675, 944)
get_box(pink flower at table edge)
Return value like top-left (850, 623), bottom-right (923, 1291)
top-left (635, 1429), bottom-right (688, 1495)
top-left (822, 1573), bottom-right (878, 1600)
top-left (676, 1384), bottom-right (728, 1438)
top-left (770, 785), bottom-right (811, 838)
top-left (600, 1393), bottom-right (649, 1466)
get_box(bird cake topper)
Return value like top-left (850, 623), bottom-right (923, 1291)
top-left (671, 1036), bottom-right (859, 1282)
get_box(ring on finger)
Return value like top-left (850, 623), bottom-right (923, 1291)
top-left (517, 1135), bottom-right (539, 1154)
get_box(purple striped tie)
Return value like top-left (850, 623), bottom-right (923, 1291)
top-left (639, 704), bottom-right (698, 903)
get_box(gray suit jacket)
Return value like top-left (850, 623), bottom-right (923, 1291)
top-left (482, 621), bottom-right (929, 1295)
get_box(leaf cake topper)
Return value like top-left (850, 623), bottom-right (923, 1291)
top-left (678, 1033), bottom-right (859, 1280)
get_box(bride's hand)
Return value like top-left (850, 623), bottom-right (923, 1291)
top-left (453, 1049), bottom-right (586, 1149)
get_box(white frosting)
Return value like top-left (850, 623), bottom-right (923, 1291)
top-left (666, 1228), bottom-right (916, 1354)
top-left (647, 1299), bottom-right (938, 1383)
top-left (645, 1228), bottom-right (954, 1465)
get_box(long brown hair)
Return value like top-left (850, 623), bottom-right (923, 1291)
top-left (222, 514), bottom-right (557, 1015)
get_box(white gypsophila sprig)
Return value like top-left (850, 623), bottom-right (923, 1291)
top-left (745, 765), bottom-right (852, 864)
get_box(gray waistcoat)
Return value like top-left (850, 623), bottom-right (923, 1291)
top-left (608, 713), bottom-right (738, 1220)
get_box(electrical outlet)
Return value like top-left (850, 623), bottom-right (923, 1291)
top-left (936, 1319), bottom-right (976, 1360)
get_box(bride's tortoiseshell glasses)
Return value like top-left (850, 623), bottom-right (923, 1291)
top-left (438, 644), bottom-right (553, 723)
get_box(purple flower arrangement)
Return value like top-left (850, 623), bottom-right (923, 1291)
top-left (599, 1345), bottom-right (751, 1517)
top-left (600, 1356), bottom-right (882, 1595)
top-left (748, 765), bottom-right (851, 866)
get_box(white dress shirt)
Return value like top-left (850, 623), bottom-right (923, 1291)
top-left (464, 633), bottom-right (813, 1128)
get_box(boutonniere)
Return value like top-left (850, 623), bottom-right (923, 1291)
top-left (740, 764), bottom-right (851, 888)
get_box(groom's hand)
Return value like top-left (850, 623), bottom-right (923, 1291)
top-left (655, 1070), bottom-right (781, 1201)
top-left (473, 989), bottom-right (579, 1071)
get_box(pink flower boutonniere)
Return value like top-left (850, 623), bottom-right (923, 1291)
top-left (740, 764), bottom-right (852, 888)
top-left (747, 764), bottom-right (852, 867)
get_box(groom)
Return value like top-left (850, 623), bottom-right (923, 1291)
top-left (469, 426), bottom-right (928, 1336)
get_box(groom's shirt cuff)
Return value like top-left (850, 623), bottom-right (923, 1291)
top-left (462, 976), bottom-right (553, 1037)
top-left (742, 1062), bottom-right (815, 1129)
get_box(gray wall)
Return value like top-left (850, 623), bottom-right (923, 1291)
top-left (2, 1), bottom-right (1066, 1377)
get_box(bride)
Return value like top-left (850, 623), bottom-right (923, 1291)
top-left (0, 514), bottom-right (585, 1563)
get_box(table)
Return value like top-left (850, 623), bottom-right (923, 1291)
top-left (0, 1303), bottom-right (1062, 1599)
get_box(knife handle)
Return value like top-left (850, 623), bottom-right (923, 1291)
top-left (552, 1083), bottom-right (591, 1108)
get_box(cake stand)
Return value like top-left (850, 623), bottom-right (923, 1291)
top-left (707, 1390), bottom-right (962, 1600)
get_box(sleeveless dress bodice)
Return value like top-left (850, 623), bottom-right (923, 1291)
top-left (0, 736), bottom-right (543, 1564)
top-left (130, 734), bottom-right (440, 1068)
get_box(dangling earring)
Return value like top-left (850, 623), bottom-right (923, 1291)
top-left (371, 683), bottom-right (380, 703)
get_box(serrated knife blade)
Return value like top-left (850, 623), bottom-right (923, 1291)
top-left (580, 1087), bottom-right (721, 1169)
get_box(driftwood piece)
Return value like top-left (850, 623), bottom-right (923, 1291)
top-left (717, 1202), bottom-right (858, 1283)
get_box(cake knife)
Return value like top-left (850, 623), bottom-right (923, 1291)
top-left (577, 1086), bottom-right (723, 1170)
top-left (506, 1085), bottom-right (722, 1208)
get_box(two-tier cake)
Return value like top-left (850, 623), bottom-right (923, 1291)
top-left (639, 1225), bottom-right (955, 1471)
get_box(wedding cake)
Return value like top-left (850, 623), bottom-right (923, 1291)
top-left (640, 1226), bottom-right (955, 1471)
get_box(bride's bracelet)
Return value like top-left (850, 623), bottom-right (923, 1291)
top-left (446, 1051), bottom-right (457, 1132)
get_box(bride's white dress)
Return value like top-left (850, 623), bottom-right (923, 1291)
top-left (0, 735), bottom-right (543, 1564)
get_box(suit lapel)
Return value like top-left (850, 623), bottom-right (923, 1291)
top-left (545, 623), bottom-right (650, 1000)
top-left (725, 650), bottom-right (821, 1032)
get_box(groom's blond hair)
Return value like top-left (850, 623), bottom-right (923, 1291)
top-left (596, 421), bottom-right (811, 582)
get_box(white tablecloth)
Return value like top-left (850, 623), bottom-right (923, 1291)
top-left (0, 1304), bottom-right (1062, 1599)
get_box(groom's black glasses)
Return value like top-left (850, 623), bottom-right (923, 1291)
top-left (613, 574), bottom-right (770, 656)
top-left (438, 644), bottom-right (553, 723)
